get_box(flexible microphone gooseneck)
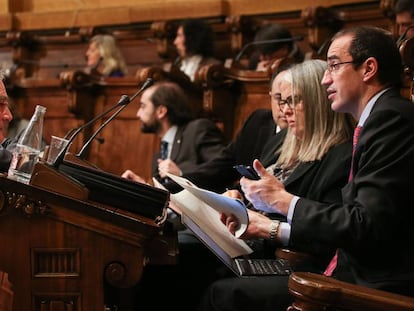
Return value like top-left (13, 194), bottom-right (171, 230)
top-left (76, 78), bottom-right (154, 159)
top-left (234, 36), bottom-right (304, 62)
top-left (52, 78), bottom-right (153, 168)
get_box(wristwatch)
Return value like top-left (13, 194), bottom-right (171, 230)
top-left (269, 220), bottom-right (280, 241)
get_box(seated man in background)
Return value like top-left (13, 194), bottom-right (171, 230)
top-left (181, 66), bottom-right (290, 194)
top-left (0, 71), bottom-right (16, 173)
top-left (110, 81), bottom-right (226, 310)
top-left (248, 23), bottom-right (304, 72)
top-left (121, 81), bottom-right (226, 192)
top-left (395, 0), bottom-right (414, 43)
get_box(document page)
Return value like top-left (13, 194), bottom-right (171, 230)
top-left (165, 172), bottom-right (249, 237)
top-left (170, 186), bottom-right (252, 258)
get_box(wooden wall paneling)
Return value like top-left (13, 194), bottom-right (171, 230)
top-left (0, 14), bottom-right (12, 31)
top-left (0, 33), bottom-right (14, 76)
top-left (197, 63), bottom-right (272, 141)
top-left (337, 1), bottom-right (393, 31)
top-left (301, 6), bottom-right (344, 59)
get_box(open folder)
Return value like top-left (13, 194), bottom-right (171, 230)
top-left (164, 172), bottom-right (249, 237)
top-left (163, 173), bottom-right (292, 277)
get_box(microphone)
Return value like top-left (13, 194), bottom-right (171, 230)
top-left (52, 78), bottom-right (154, 168)
top-left (235, 36), bottom-right (304, 62)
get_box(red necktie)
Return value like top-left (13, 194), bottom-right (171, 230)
top-left (324, 125), bottom-right (362, 276)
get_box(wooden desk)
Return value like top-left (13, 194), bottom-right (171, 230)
top-left (0, 174), bottom-right (177, 311)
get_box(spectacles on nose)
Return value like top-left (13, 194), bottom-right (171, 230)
top-left (273, 95), bottom-right (302, 111)
top-left (327, 61), bottom-right (355, 73)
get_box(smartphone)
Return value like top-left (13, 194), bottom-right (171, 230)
top-left (233, 165), bottom-right (260, 180)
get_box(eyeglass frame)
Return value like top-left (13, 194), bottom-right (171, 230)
top-left (326, 61), bottom-right (356, 73)
top-left (269, 92), bottom-right (302, 111)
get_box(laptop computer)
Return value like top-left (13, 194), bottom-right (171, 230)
top-left (181, 212), bottom-right (292, 277)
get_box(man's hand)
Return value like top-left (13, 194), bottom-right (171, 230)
top-left (240, 159), bottom-right (293, 215)
top-left (220, 210), bottom-right (277, 240)
top-left (121, 169), bottom-right (146, 184)
top-left (157, 159), bottom-right (182, 177)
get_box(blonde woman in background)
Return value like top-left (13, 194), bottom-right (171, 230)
top-left (85, 34), bottom-right (128, 77)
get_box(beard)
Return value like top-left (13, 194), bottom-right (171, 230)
top-left (140, 119), bottom-right (161, 134)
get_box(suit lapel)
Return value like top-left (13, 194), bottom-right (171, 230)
top-left (170, 125), bottom-right (184, 160)
top-left (260, 129), bottom-right (287, 167)
top-left (283, 161), bottom-right (314, 187)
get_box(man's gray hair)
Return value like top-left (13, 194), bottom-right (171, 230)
top-left (0, 69), bottom-right (5, 81)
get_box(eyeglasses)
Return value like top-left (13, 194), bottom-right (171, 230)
top-left (327, 61), bottom-right (355, 73)
top-left (277, 95), bottom-right (302, 111)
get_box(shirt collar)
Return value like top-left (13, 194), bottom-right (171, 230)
top-left (162, 125), bottom-right (178, 145)
top-left (358, 88), bottom-right (390, 127)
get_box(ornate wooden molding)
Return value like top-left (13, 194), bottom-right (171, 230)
top-left (4, 190), bottom-right (49, 217)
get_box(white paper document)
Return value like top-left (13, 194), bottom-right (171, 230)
top-left (164, 173), bottom-right (252, 258)
top-left (165, 172), bottom-right (249, 237)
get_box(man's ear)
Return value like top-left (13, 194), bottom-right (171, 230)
top-left (156, 105), bottom-right (168, 119)
top-left (362, 57), bottom-right (378, 82)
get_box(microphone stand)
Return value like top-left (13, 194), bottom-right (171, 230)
top-left (76, 90), bottom-right (141, 159)
top-left (52, 78), bottom-right (153, 168)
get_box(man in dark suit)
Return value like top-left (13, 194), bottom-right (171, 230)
top-left (181, 108), bottom-right (286, 193)
top-left (181, 67), bottom-right (290, 194)
top-left (199, 26), bottom-right (414, 311)
top-left (121, 81), bottom-right (225, 192)
top-left (114, 81), bottom-right (226, 310)
top-left (0, 73), bottom-right (15, 173)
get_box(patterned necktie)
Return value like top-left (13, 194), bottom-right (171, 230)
top-left (324, 125), bottom-right (362, 277)
top-left (160, 140), bottom-right (169, 160)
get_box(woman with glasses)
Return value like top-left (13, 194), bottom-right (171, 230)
top-left (197, 59), bottom-right (355, 311)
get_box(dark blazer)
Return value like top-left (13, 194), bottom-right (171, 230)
top-left (283, 141), bottom-right (352, 269)
top-left (153, 118), bottom-right (225, 192)
top-left (0, 138), bottom-right (16, 173)
top-left (183, 109), bottom-right (286, 193)
top-left (291, 88), bottom-right (414, 296)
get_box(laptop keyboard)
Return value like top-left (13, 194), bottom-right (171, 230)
top-left (235, 258), bottom-right (292, 276)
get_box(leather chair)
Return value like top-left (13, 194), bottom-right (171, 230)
top-left (287, 272), bottom-right (414, 311)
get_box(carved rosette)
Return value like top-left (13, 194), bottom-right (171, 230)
top-left (3, 190), bottom-right (49, 217)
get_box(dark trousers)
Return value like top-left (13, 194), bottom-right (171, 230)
top-left (197, 275), bottom-right (292, 311)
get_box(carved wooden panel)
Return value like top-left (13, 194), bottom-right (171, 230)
top-left (32, 248), bottom-right (80, 277)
